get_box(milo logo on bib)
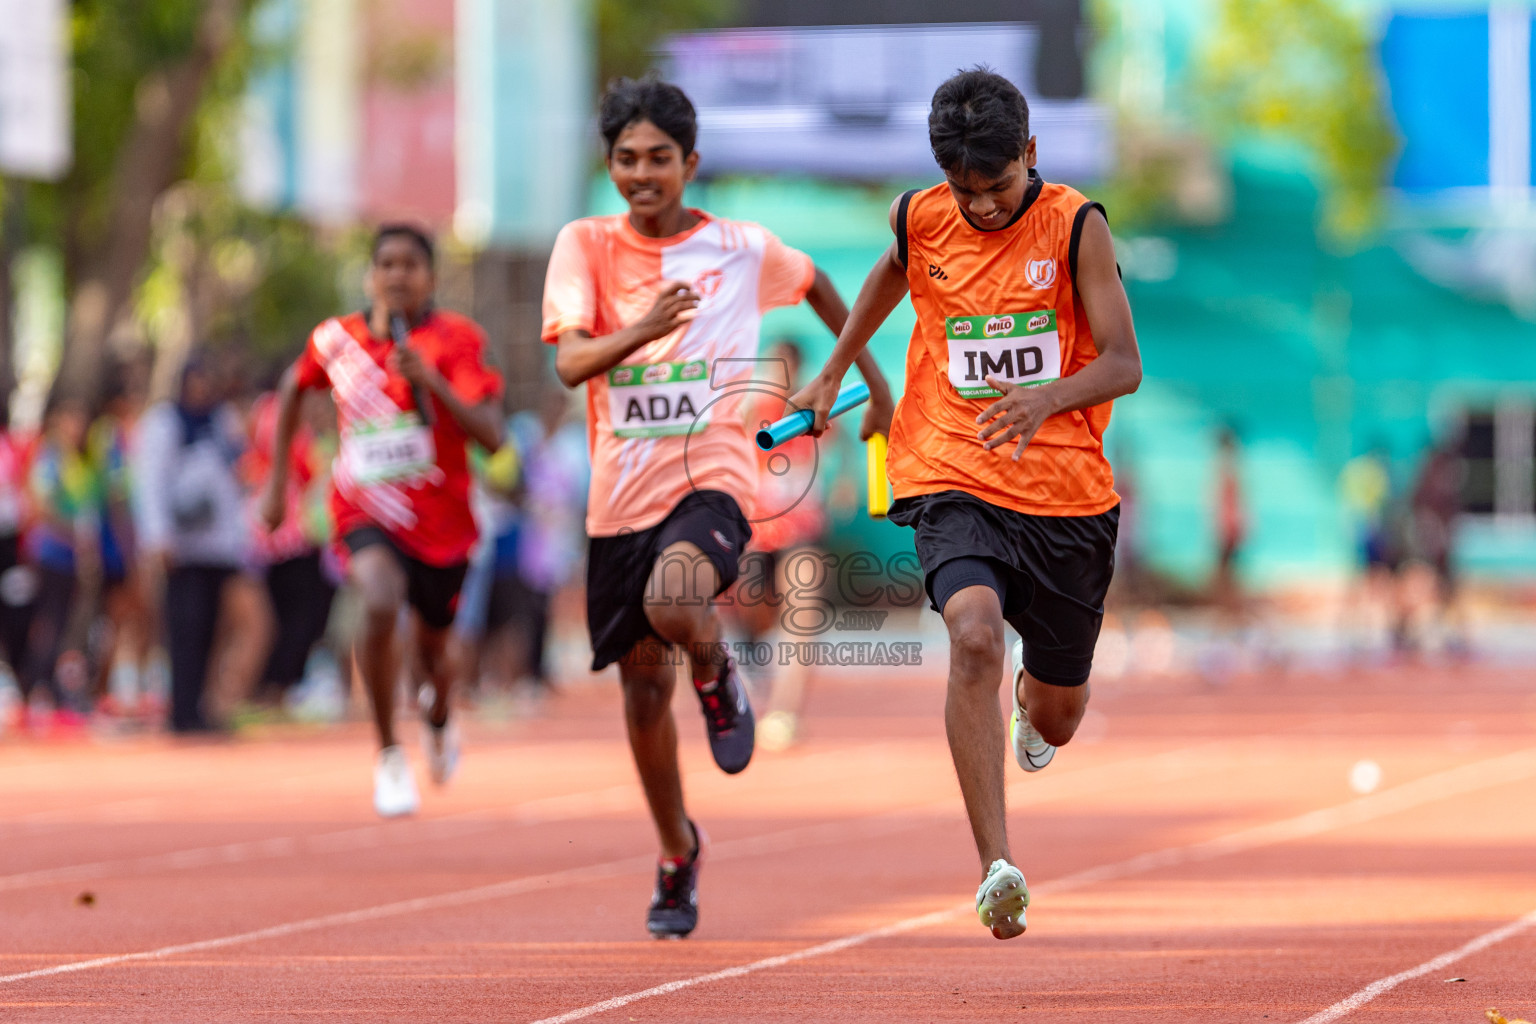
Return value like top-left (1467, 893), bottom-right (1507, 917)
top-left (945, 310), bottom-right (1062, 399)
top-left (608, 359), bottom-right (713, 438)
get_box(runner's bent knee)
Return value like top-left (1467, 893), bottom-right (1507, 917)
top-left (352, 552), bottom-right (406, 623)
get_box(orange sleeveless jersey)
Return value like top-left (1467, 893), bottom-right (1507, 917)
top-left (887, 174), bottom-right (1118, 517)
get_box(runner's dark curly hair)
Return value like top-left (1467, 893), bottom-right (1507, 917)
top-left (600, 77), bottom-right (698, 157)
top-left (928, 68), bottom-right (1030, 179)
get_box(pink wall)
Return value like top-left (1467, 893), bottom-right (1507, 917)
top-left (358, 0), bottom-right (456, 228)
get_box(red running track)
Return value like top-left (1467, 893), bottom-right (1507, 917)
top-left (1, 660), bottom-right (1534, 1022)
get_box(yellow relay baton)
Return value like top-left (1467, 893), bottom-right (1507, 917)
top-left (866, 432), bottom-right (890, 519)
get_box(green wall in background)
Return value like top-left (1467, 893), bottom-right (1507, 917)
top-left (582, 163), bottom-right (1536, 588)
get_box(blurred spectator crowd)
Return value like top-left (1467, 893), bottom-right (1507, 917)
top-left (0, 355), bottom-right (587, 739)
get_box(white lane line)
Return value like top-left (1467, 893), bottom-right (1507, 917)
top-left (0, 783), bottom-right (640, 894)
top-left (523, 746), bottom-right (1536, 1024)
top-left (528, 910), bottom-right (962, 1024)
top-left (0, 808), bottom-right (970, 987)
top-left (0, 735), bottom-right (1213, 895)
top-left (0, 853), bottom-right (655, 986)
top-left (0, 739), bottom-right (1229, 985)
top-left (0, 742), bottom-right (886, 892)
top-left (1293, 908), bottom-right (1536, 1024)
top-left (0, 856), bottom-right (659, 985)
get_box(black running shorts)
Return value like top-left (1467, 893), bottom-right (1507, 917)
top-left (344, 526), bottom-right (469, 631)
top-left (887, 490), bottom-right (1118, 687)
top-left (586, 490), bottom-right (752, 671)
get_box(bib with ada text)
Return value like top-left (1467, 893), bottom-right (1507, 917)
top-left (608, 359), bottom-right (713, 438)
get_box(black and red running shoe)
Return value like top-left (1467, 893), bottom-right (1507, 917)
top-left (693, 657), bottom-right (755, 774)
top-left (647, 821), bottom-right (708, 939)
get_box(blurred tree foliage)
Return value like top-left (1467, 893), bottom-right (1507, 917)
top-left (8, 0), bottom-right (347, 407)
top-left (1194, 0), bottom-right (1398, 241)
top-left (136, 187), bottom-right (351, 394)
top-left (596, 0), bottom-right (737, 85)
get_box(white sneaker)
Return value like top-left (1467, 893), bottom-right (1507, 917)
top-left (1010, 639), bottom-right (1055, 772)
top-left (373, 745), bottom-right (420, 818)
top-left (975, 858), bottom-right (1029, 939)
top-left (420, 714), bottom-right (461, 787)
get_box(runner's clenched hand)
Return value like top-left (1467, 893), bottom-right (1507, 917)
top-left (788, 372), bottom-right (841, 437)
top-left (390, 346), bottom-right (439, 390)
top-left (631, 281), bottom-right (700, 343)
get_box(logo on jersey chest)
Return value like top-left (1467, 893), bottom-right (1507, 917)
top-left (1025, 259), bottom-right (1057, 289)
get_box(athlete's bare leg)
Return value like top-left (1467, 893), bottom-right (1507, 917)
top-left (349, 546), bottom-right (408, 750)
top-left (942, 585), bottom-right (1014, 874)
top-left (618, 639), bottom-right (693, 860)
top-left (622, 538), bottom-right (732, 860)
top-left (416, 621), bottom-right (455, 726)
top-left (1015, 669), bottom-right (1090, 749)
top-left (644, 541), bottom-right (728, 685)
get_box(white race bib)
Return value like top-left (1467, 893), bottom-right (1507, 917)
top-left (946, 310), bottom-right (1062, 399)
top-left (343, 414), bottom-right (436, 485)
top-left (607, 359), bottom-right (713, 438)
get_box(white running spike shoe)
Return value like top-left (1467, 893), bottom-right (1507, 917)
top-left (373, 745), bottom-right (420, 818)
top-left (976, 858), bottom-right (1029, 939)
top-left (421, 715), bottom-right (461, 787)
top-left (1009, 639), bottom-right (1055, 772)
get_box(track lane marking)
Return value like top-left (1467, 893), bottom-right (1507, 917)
top-left (5, 746), bottom-right (1529, 996)
top-left (0, 742), bottom-right (914, 891)
top-left (522, 746), bottom-right (1536, 1024)
top-left (0, 739), bottom-right (1229, 984)
top-left (0, 783), bottom-right (639, 894)
top-left (1293, 907), bottom-right (1536, 1023)
top-left (0, 735), bottom-right (1220, 894)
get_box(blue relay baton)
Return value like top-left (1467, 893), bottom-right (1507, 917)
top-left (756, 381), bottom-right (870, 451)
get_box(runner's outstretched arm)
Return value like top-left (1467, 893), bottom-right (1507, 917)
top-left (790, 208), bottom-right (910, 437)
top-left (802, 266), bottom-right (896, 440)
top-left (258, 367), bottom-right (303, 531)
top-left (393, 347), bottom-right (504, 451)
top-left (553, 282), bottom-right (700, 388)
top-left (975, 208), bottom-right (1141, 461)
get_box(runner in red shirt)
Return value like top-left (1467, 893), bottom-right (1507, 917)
top-left (259, 225), bottom-right (504, 817)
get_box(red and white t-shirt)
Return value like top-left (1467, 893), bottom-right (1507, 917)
top-left (292, 309), bottom-right (503, 567)
top-left (541, 211), bottom-right (814, 536)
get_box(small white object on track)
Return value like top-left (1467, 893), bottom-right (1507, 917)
top-left (1349, 759), bottom-right (1382, 794)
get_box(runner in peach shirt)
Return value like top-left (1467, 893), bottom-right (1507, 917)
top-left (543, 78), bottom-right (893, 939)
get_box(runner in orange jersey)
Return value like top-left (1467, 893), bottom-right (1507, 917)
top-left (793, 69), bottom-right (1142, 940)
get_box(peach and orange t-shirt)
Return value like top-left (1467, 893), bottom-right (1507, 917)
top-left (888, 174), bottom-right (1119, 517)
top-left (541, 211), bottom-right (815, 536)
